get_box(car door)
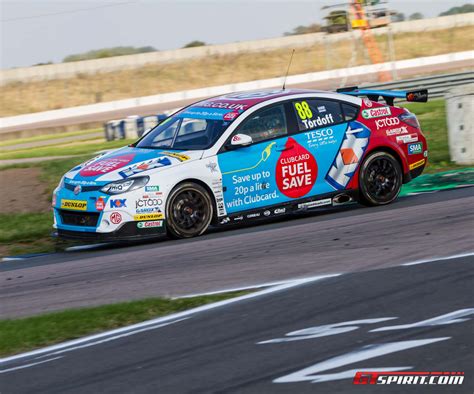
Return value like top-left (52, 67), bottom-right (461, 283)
top-left (217, 103), bottom-right (291, 215)
top-left (288, 98), bottom-right (369, 194)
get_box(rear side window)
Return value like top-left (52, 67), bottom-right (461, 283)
top-left (342, 103), bottom-right (359, 121)
top-left (292, 99), bottom-right (344, 132)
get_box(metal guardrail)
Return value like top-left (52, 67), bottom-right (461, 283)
top-left (363, 71), bottom-right (474, 100)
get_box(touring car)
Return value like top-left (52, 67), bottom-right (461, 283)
top-left (52, 87), bottom-right (428, 239)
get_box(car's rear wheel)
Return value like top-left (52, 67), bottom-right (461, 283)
top-left (166, 182), bottom-right (214, 238)
top-left (359, 151), bottom-right (402, 206)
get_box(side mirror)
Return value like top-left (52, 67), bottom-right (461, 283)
top-left (229, 133), bottom-right (253, 148)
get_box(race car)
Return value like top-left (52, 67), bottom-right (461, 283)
top-left (52, 87), bottom-right (428, 240)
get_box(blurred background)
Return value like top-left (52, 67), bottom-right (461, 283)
top-left (0, 0), bottom-right (473, 257)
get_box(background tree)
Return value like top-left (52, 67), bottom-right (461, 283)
top-left (182, 40), bottom-right (206, 48)
top-left (409, 12), bottom-right (424, 20)
top-left (439, 4), bottom-right (474, 16)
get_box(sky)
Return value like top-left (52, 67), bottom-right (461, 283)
top-left (0, 0), bottom-right (470, 69)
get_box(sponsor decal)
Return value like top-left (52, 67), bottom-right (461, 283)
top-left (317, 105), bottom-right (327, 113)
top-left (73, 185), bottom-right (82, 195)
top-left (137, 220), bottom-right (163, 229)
top-left (110, 212), bottom-right (122, 224)
top-left (247, 212), bottom-right (261, 219)
top-left (353, 371), bottom-right (464, 385)
top-left (136, 198), bottom-right (162, 209)
top-left (385, 126), bottom-right (408, 136)
top-left (95, 197), bottom-right (105, 211)
top-left (408, 142), bottom-right (423, 155)
top-left (219, 217), bottom-right (230, 224)
top-left (233, 215), bottom-right (244, 221)
top-left (200, 101), bottom-right (248, 110)
top-left (407, 90), bottom-right (428, 102)
top-left (79, 154), bottom-right (135, 177)
top-left (301, 114), bottom-right (334, 129)
top-left (396, 134), bottom-right (418, 144)
top-left (135, 207), bottom-right (161, 214)
top-left (326, 122), bottom-right (370, 190)
top-left (274, 207), bottom-right (286, 215)
top-left (304, 128), bottom-right (336, 149)
top-left (424, 150), bottom-right (428, 158)
top-left (119, 157), bottom-right (172, 178)
top-left (409, 159), bottom-right (425, 170)
top-left (363, 99), bottom-right (373, 107)
top-left (276, 137), bottom-right (317, 198)
top-left (110, 198), bottom-right (127, 208)
top-left (134, 213), bottom-right (164, 221)
top-left (376, 117), bottom-right (400, 129)
top-left (145, 186), bottom-right (160, 192)
top-left (361, 107), bottom-right (391, 119)
top-left (223, 111), bottom-right (240, 121)
top-left (298, 198), bottom-right (332, 209)
top-left (66, 179), bottom-right (98, 186)
top-left (231, 135), bottom-right (241, 143)
top-left (206, 161), bottom-right (218, 173)
top-left (160, 151), bottom-right (190, 162)
top-left (263, 210), bottom-right (271, 217)
top-left (61, 199), bottom-right (87, 211)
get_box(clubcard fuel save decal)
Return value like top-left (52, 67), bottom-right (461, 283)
top-left (276, 138), bottom-right (317, 198)
top-left (218, 122), bottom-right (354, 214)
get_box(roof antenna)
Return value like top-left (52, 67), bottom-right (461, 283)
top-left (282, 49), bottom-right (295, 91)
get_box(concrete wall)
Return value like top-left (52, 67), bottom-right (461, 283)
top-left (446, 84), bottom-right (474, 165)
top-left (1, 51), bottom-right (472, 135)
top-left (1, 13), bottom-right (472, 85)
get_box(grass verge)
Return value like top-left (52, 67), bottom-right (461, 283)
top-left (0, 291), bottom-right (248, 356)
top-left (0, 139), bottom-right (134, 161)
top-left (0, 128), bottom-right (102, 148)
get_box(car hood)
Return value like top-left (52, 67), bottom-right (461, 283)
top-left (64, 146), bottom-right (204, 184)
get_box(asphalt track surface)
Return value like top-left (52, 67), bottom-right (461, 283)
top-left (1, 187), bottom-right (473, 318)
top-left (1, 254), bottom-right (472, 393)
top-left (2, 60), bottom-right (472, 134)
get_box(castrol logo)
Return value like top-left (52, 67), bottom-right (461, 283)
top-left (362, 107), bottom-right (391, 119)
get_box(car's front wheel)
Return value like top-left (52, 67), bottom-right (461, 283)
top-left (166, 182), bottom-right (214, 238)
top-left (358, 151), bottom-right (402, 206)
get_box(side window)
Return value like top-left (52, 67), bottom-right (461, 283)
top-left (236, 104), bottom-right (287, 144)
top-left (342, 103), bottom-right (359, 121)
top-left (292, 99), bottom-right (344, 132)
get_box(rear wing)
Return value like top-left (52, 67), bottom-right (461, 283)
top-left (336, 87), bottom-right (428, 106)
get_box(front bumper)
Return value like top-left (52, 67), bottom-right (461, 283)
top-left (55, 220), bottom-right (166, 242)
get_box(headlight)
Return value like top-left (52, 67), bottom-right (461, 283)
top-left (100, 176), bottom-right (149, 195)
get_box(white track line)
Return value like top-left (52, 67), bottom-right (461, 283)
top-left (0, 273), bottom-right (340, 366)
top-left (402, 252), bottom-right (474, 266)
top-left (0, 356), bottom-right (63, 374)
top-left (2, 252), bottom-right (471, 368)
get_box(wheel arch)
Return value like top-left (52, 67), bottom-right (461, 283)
top-left (365, 145), bottom-right (410, 184)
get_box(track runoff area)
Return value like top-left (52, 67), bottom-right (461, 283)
top-left (1, 251), bottom-right (472, 393)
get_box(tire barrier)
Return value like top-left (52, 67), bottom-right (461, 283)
top-left (104, 114), bottom-right (167, 141)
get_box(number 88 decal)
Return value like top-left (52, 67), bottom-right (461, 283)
top-left (294, 101), bottom-right (313, 120)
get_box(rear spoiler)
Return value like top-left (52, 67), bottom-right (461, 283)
top-left (336, 87), bottom-right (428, 106)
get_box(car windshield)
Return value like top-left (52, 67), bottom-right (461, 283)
top-left (135, 107), bottom-right (238, 150)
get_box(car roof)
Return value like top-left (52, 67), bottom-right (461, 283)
top-left (193, 88), bottom-right (350, 112)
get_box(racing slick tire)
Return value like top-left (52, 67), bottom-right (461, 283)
top-left (358, 151), bottom-right (402, 206)
top-left (166, 182), bottom-right (214, 238)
